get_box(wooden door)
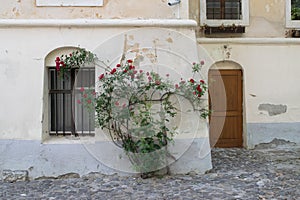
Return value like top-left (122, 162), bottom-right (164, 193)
top-left (208, 69), bottom-right (243, 148)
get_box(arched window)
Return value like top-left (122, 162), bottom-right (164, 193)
top-left (44, 47), bottom-right (95, 137)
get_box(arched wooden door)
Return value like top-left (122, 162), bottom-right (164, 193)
top-left (208, 69), bottom-right (243, 148)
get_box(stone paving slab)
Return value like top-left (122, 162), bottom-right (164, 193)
top-left (0, 139), bottom-right (299, 199)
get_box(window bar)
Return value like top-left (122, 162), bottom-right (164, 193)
top-left (230, 1), bottom-right (233, 19)
top-left (81, 69), bottom-right (84, 135)
top-left (238, 0), bottom-right (241, 19)
top-left (55, 70), bottom-right (58, 135)
top-left (62, 77), bottom-right (66, 136)
top-left (88, 68), bottom-right (91, 135)
top-left (71, 69), bottom-right (77, 136)
top-left (221, 0), bottom-right (225, 19)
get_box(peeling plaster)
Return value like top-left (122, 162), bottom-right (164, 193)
top-left (166, 37), bottom-right (173, 43)
top-left (258, 103), bottom-right (287, 116)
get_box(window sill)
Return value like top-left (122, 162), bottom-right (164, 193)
top-left (286, 20), bottom-right (300, 29)
top-left (200, 20), bottom-right (249, 28)
top-left (43, 135), bottom-right (96, 144)
top-left (42, 129), bottom-right (111, 144)
top-left (36, 0), bottom-right (103, 7)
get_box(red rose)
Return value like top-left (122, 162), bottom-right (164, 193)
top-left (200, 60), bottom-right (205, 65)
top-left (87, 99), bottom-right (92, 104)
top-left (77, 100), bottom-right (81, 104)
top-left (190, 78), bottom-right (195, 84)
top-left (200, 80), bottom-right (205, 84)
top-left (116, 64), bottom-right (121, 67)
top-left (60, 61), bottom-right (65, 67)
top-left (197, 85), bottom-right (202, 92)
top-left (129, 65), bottom-right (135, 70)
top-left (80, 87), bottom-right (85, 92)
top-left (110, 68), bottom-right (117, 74)
top-left (123, 69), bottom-right (128, 73)
top-left (127, 59), bottom-right (133, 63)
top-left (98, 74), bottom-right (104, 80)
top-left (175, 84), bottom-right (179, 89)
top-left (56, 62), bottom-right (60, 71)
top-left (55, 57), bottom-right (60, 62)
top-left (83, 94), bottom-right (88, 98)
top-left (155, 80), bottom-right (161, 85)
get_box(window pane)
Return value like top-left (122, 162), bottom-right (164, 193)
top-left (207, 0), bottom-right (221, 19)
top-left (74, 68), bottom-right (95, 134)
top-left (49, 69), bottom-right (71, 90)
top-left (75, 68), bottom-right (95, 88)
top-left (225, 0), bottom-right (241, 20)
top-left (50, 93), bottom-right (72, 132)
top-left (292, 0), bottom-right (300, 20)
top-left (206, 0), bottom-right (242, 20)
top-left (74, 93), bottom-right (95, 134)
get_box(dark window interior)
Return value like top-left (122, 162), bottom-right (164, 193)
top-left (207, 0), bottom-right (242, 20)
top-left (49, 67), bottom-right (95, 136)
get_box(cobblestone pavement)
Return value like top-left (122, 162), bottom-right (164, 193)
top-left (0, 139), bottom-right (299, 200)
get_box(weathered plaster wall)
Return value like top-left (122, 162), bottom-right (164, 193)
top-left (0, 0), bottom-right (188, 19)
top-left (0, 23), bottom-right (212, 178)
top-left (198, 40), bottom-right (300, 147)
top-left (0, 23), bottom-right (200, 141)
top-left (247, 0), bottom-right (286, 37)
top-left (211, 44), bottom-right (300, 123)
top-left (0, 137), bottom-right (212, 179)
top-left (188, 0), bottom-right (299, 147)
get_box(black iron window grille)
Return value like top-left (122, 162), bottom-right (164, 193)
top-left (206, 0), bottom-right (242, 20)
top-left (49, 67), bottom-right (95, 136)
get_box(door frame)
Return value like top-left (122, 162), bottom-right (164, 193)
top-left (207, 61), bottom-right (247, 148)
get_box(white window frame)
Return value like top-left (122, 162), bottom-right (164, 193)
top-left (200, 0), bottom-right (249, 27)
top-left (286, 0), bottom-right (300, 28)
top-left (36, 0), bottom-right (103, 7)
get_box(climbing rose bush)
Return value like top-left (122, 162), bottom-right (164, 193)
top-left (56, 48), bottom-right (209, 176)
top-left (55, 48), bottom-right (96, 77)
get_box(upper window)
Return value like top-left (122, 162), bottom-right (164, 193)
top-left (286, 0), bottom-right (300, 28)
top-left (200, 0), bottom-right (249, 27)
top-left (36, 0), bottom-right (103, 7)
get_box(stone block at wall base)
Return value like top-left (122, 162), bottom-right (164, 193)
top-left (247, 122), bottom-right (300, 149)
top-left (0, 138), bottom-right (212, 179)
